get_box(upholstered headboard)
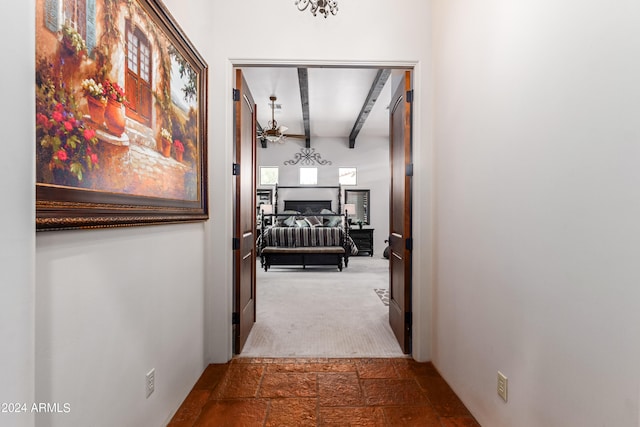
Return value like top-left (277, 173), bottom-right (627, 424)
top-left (284, 200), bottom-right (332, 214)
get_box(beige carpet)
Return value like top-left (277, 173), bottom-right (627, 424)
top-left (239, 256), bottom-right (406, 358)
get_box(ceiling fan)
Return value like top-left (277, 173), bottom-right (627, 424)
top-left (258, 96), bottom-right (306, 144)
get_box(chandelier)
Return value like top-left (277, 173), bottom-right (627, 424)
top-left (295, 0), bottom-right (338, 18)
top-left (263, 96), bottom-right (288, 143)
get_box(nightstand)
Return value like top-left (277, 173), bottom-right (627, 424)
top-left (349, 228), bottom-right (374, 256)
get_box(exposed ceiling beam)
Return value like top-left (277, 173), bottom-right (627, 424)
top-left (297, 68), bottom-right (311, 148)
top-left (348, 69), bottom-right (391, 148)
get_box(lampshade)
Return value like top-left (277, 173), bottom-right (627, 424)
top-left (343, 204), bottom-right (356, 216)
top-left (261, 204), bottom-right (273, 215)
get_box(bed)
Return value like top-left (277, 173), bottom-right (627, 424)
top-left (258, 185), bottom-right (357, 271)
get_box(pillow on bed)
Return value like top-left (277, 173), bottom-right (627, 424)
top-left (305, 215), bottom-right (323, 227)
top-left (275, 210), bottom-right (300, 227)
top-left (325, 216), bottom-right (342, 227)
top-left (296, 219), bottom-right (310, 227)
top-left (318, 209), bottom-right (341, 227)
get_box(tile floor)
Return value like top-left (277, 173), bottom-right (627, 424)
top-left (168, 358), bottom-right (480, 426)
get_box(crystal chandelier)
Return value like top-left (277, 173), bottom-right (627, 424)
top-left (295, 0), bottom-right (338, 18)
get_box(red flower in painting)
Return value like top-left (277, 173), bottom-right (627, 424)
top-left (173, 139), bottom-right (185, 153)
top-left (56, 149), bottom-right (68, 161)
top-left (84, 128), bottom-right (96, 140)
top-left (103, 79), bottom-right (128, 104)
top-left (90, 153), bottom-right (98, 164)
top-left (36, 113), bottom-right (52, 130)
top-left (36, 58), bottom-right (100, 183)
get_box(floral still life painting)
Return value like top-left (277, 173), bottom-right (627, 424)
top-left (36, 0), bottom-right (208, 230)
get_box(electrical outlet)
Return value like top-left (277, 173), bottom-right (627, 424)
top-left (497, 371), bottom-right (508, 402)
top-left (146, 369), bottom-right (155, 398)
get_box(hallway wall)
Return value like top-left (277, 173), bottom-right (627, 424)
top-left (28, 1), bottom-right (215, 426)
top-left (432, 1), bottom-right (640, 426)
top-left (0, 2), bottom-right (36, 427)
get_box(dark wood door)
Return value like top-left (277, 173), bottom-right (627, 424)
top-left (233, 70), bottom-right (257, 354)
top-left (388, 71), bottom-right (413, 354)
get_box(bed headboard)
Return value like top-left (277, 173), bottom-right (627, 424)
top-left (274, 184), bottom-right (342, 215)
top-left (284, 200), bottom-right (332, 214)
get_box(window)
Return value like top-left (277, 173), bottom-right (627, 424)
top-left (63, 0), bottom-right (86, 39)
top-left (299, 168), bottom-right (318, 185)
top-left (45, 0), bottom-right (96, 54)
top-left (339, 167), bottom-right (357, 185)
top-left (125, 21), bottom-right (152, 125)
top-left (260, 167), bottom-right (278, 185)
top-left (45, 0), bottom-right (95, 55)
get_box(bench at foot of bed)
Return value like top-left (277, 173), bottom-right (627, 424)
top-left (261, 246), bottom-right (346, 271)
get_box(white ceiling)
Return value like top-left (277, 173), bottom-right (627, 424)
top-left (240, 67), bottom-right (395, 146)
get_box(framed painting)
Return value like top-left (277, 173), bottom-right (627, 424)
top-left (35, 0), bottom-right (208, 230)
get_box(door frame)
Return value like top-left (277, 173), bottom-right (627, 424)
top-left (212, 58), bottom-right (431, 362)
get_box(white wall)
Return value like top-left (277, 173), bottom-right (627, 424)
top-left (0, 1), bottom-right (35, 427)
top-left (257, 136), bottom-right (390, 252)
top-left (432, 1), bottom-right (640, 426)
top-left (36, 226), bottom-right (205, 427)
top-left (28, 1), bottom-right (216, 426)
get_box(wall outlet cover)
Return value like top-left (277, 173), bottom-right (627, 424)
top-left (497, 371), bottom-right (508, 402)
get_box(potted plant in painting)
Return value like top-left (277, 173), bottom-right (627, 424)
top-left (102, 79), bottom-right (128, 136)
top-left (81, 78), bottom-right (106, 126)
top-left (60, 24), bottom-right (86, 57)
top-left (160, 128), bottom-right (172, 157)
top-left (36, 103), bottom-right (100, 186)
top-left (173, 139), bottom-right (185, 162)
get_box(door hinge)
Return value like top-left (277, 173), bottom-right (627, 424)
top-left (405, 312), bottom-right (412, 329)
top-left (406, 163), bottom-right (414, 177)
top-left (232, 163), bottom-right (240, 175)
top-left (232, 237), bottom-right (240, 250)
top-left (232, 88), bottom-right (240, 101)
top-left (232, 312), bottom-right (240, 325)
top-left (406, 90), bottom-right (414, 103)
top-left (405, 237), bottom-right (413, 251)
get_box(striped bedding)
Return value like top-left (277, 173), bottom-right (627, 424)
top-left (261, 226), bottom-right (358, 255)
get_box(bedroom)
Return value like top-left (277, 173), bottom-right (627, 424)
top-left (238, 66), bottom-right (406, 356)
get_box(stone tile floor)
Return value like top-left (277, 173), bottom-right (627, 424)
top-left (168, 358), bottom-right (480, 426)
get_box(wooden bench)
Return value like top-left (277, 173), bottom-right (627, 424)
top-left (261, 246), bottom-right (346, 271)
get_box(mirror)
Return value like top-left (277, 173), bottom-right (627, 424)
top-left (344, 189), bottom-right (370, 225)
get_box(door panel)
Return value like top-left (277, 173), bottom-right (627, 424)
top-left (388, 71), bottom-right (412, 354)
top-left (234, 69), bottom-right (257, 354)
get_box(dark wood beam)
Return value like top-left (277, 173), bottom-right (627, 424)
top-left (348, 69), bottom-right (391, 148)
top-left (297, 68), bottom-right (311, 148)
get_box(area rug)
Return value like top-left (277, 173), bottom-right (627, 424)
top-left (240, 256), bottom-right (405, 358)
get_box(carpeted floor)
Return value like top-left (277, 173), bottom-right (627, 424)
top-left (240, 256), bottom-right (406, 358)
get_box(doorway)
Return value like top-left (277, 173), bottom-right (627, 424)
top-left (230, 61), bottom-right (419, 359)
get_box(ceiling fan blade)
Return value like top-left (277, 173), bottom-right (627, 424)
top-left (286, 134), bottom-right (307, 139)
top-left (278, 125), bottom-right (288, 133)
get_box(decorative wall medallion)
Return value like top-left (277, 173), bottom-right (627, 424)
top-left (284, 148), bottom-right (332, 166)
